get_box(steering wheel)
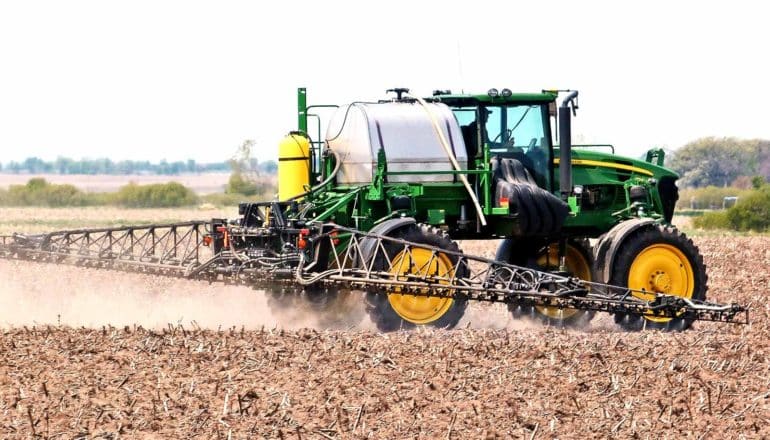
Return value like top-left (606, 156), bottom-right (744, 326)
top-left (492, 129), bottom-right (515, 147)
top-left (526, 137), bottom-right (537, 151)
top-left (525, 145), bottom-right (547, 173)
top-left (503, 136), bottom-right (516, 149)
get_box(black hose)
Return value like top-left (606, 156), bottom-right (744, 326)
top-left (283, 99), bottom-right (375, 202)
top-left (325, 101), bottom-right (380, 142)
top-left (284, 148), bottom-right (342, 202)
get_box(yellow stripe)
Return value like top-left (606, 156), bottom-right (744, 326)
top-left (554, 158), bottom-right (654, 176)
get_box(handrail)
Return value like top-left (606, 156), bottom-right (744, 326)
top-left (572, 144), bottom-right (615, 154)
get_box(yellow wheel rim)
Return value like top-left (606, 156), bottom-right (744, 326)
top-left (627, 243), bottom-right (695, 323)
top-left (534, 244), bottom-right (592, 319)
top-left (388, 248), bottom-right (454, 324)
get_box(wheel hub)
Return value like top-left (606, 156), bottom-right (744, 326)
top-left (388, 248), bottom-right (454, 324)
top-left (652, 272), bottom-right (672, 292)
top-left (628, 243), bottom-right (695, 323)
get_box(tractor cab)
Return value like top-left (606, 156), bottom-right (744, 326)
top-left (433, 89), bottom-right (569, 237)
top-left (434, 89), bottom-right (558, 191)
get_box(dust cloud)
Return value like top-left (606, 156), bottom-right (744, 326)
top-left (0, 260), bottom-right (351, 330)
top-left (0, 259), bottom-right (596, 332)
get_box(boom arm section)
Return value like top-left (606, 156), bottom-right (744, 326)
top-left (1, 222), bottom-right (210, 278)
top-left (0, 220), bottom-right (747, 326)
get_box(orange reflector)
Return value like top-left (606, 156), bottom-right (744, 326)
top-left (330, 230), bottom-right (339, 245)
top-left (216, 226), bottom-right (229, 248)
top-left (298, 238), bottom-right (307, 249)
top-left (203, 236), bottom-right (212, 246)
top-left (499, 197), bottom-right (509, 207)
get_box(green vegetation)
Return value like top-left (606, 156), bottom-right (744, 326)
top-left (692, 184), bottom-right (770, 232)
top-left (677, 186), bottom-right (752, 210)
top-left (0, 178), bottom-right (275, 208)
top-left (112, 182), bottom-right (198, 208)
top-left (691, 210), bottom-right (730, 230)
top-left (724, 185), bottom-right (770, 231)
top-left (222, 139), bottom-right (276, 198)
top-left (670, 138), bottom-right (769, 233)
top-left (226, 172), bottom-right (261, 196)
top-left (0, 178), bottom-right (89, 207)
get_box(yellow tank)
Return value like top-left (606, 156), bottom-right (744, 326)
top-left (278, 132), bottom-right (310, 201)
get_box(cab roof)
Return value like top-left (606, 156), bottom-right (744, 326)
top-left (430, 90), bottom-right (558, 106)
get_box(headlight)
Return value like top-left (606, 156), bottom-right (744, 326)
top-left (629, 185), bottom-right (648, 203)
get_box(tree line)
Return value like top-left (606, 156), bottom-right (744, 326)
top-left (1, 137), bottom-right (764, 185)
top-left (668, 137), bottom-right (770, 188)
top-left (0, 157), bottom-right (277, 175)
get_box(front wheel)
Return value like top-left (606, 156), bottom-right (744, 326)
top-left (610, 225), bottom-right (707, 331)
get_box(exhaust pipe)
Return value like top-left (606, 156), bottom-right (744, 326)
top-left (559, 91), bottom-right (579, 200)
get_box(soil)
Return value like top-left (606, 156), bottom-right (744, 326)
top-left (1, 237), bottom-right (768, 438)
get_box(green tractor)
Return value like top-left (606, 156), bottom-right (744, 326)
top-left (275, 87), bottom-right (705, 331)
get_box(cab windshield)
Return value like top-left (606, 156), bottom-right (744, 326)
top-left (453, 104), bottom-right (551, 188)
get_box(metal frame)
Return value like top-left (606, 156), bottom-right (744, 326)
top-left (292, 226), bottom-right (746, 324)
top-left (1, 221), bottom-right (745, 325)
top-left (1, 222), bottom-right (209, 277)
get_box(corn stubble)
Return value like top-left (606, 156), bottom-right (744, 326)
top-left (0, 237), bottom-right (768, 438)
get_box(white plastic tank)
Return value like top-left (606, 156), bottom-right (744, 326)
top-left (325, 101), bottom-right (468, 184)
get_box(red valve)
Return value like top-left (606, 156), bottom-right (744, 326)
top-left (330, 229), bottom-right (340, 246)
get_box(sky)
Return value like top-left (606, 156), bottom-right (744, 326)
top-left (0, 0), bottom-right (768, 164)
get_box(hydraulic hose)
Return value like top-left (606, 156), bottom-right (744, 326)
top-left (284, 148), bottom-right (342, 202)
top-left (406, 93), bottom-right (487, 226)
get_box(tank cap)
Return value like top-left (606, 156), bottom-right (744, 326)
top-left (386, 88), bottom-right (410, 100)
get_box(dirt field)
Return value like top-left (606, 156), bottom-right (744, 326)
top-left (1, 223), bottom-right (769, 437)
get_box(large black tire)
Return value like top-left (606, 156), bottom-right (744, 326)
top-left (364, 225), bottom-right (468, 332)
top-left (491, 157), bottom-right (569, 236)
top-left (499, 239), bottom-right (595, 328)
top-left (610, 225), bottom-right (707, 331)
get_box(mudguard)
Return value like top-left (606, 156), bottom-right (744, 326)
top-left (357, 217), bottom-right (417, 265)
top-left (594, 218), bottom-right (657, 283)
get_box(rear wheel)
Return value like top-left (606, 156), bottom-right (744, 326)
top-left (500, 239), bottom-right (595, 327)
top-left (365, 225), bottom-right (468, 332)
top-left (610, 225), bottom-right (707, 331)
